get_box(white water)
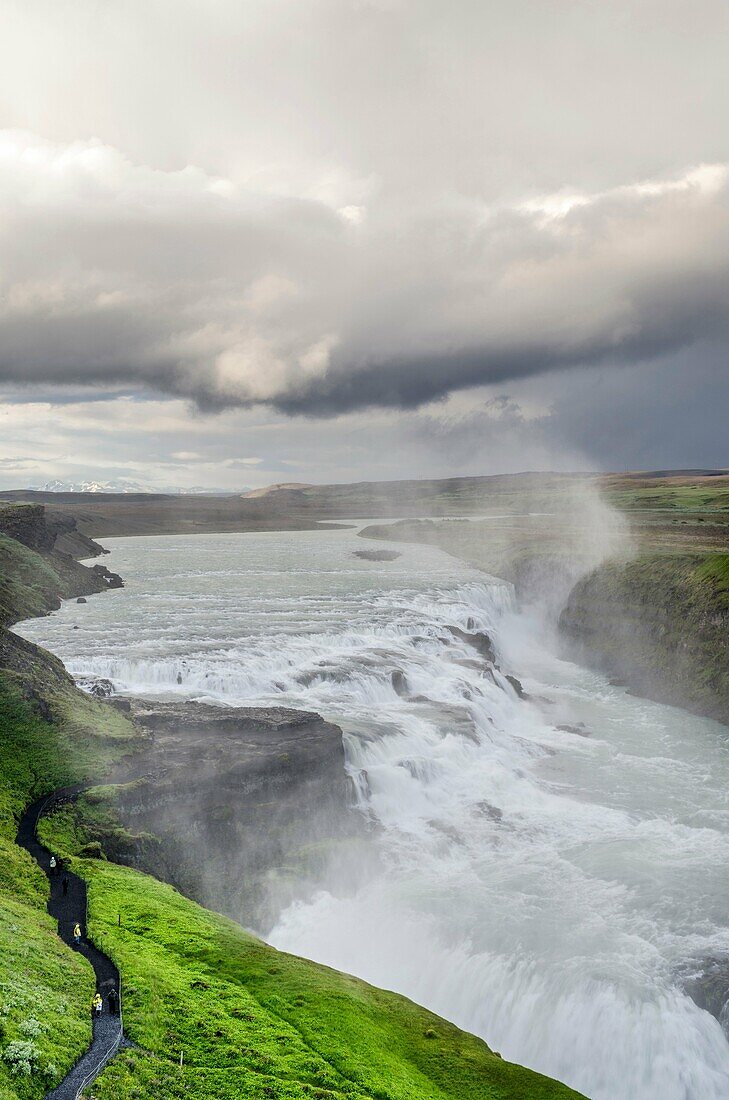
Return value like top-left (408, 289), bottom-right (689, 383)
top-left (16, 527), bottom-right (729, 1099)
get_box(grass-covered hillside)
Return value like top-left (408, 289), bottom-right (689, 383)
top-left (0, 504), bottom-right (585, 1100)
top-left (0, 535), bottom-right (69, 628)
top-left (0, 676), bottom-right (139, 1100)
top-left (601, 472), bottom-right (729, 515)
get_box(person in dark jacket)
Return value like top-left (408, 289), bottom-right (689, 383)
top-left (107, 987), bottom-right (119, 1016)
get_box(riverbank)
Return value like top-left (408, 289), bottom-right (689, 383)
top-left (560, 554), bottom-right (729, 724)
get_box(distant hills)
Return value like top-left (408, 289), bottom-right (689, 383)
top-left (242, 482), bottom-right (313, 498)
top-left (1, 469), bottom-right (727, 542)
top-left (22, 470), bottom-right (729, 500)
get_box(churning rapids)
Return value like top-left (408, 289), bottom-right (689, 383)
top-left (15, 526), bottom-right (729, 1099)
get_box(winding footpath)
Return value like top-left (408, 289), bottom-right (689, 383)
top-left (16, 787), bottom-right (124, 1100)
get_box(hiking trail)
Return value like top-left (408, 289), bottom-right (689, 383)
top-left (16, 786), bottom-right (124, 1100)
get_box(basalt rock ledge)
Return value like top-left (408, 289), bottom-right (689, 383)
top-left (101, 699), bottom-right (361, 931)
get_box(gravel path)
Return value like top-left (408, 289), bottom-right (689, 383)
top-left (16, 787), bottom-right (124, 1100)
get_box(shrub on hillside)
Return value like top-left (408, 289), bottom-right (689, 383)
top-left (3, 1037), bottom-right (41, 1076)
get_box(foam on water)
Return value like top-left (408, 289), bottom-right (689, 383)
top-left (15, 528), bottom-right (729, 1099)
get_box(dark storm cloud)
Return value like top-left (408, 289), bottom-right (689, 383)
top-left (1, 131), bottom-right (728, 417)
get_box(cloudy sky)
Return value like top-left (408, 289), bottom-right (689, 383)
top-left (0, 0), bottom-right (727, 490)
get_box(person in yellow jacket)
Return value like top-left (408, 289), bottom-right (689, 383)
top-left (93, 993), bottom-right (103, 1016)
top-left (73, 922), bottom-right (82, 945)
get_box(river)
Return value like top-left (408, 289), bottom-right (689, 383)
top-left (15, 525), bottom-right (729, 1099)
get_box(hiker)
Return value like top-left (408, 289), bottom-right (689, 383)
top-left (107, 987), bottom-right (119, 1016)
top-left (49, 855), bottom-right (57, 874)
top-left (93, 992), bottom-right (103, 1016)
top-left (62, 876), bottom-right (69, 896)
top-left (73, 922), bottom-right (82, 945)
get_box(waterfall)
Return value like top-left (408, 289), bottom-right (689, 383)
top-left (16, 527), bottom-right (729, 1099)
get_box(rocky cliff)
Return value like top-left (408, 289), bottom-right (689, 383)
top-left (0, 503), bottom-right (122, 631)
top-left (560, 554), bottom-right (729, 725)
top-left (0, 502), bottom-right (107, 558)
top-left (67, 698), bottom-right (363, 932)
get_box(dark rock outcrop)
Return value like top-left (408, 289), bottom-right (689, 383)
top-left (680, 957), bottom-right (729, 1037)
top-left (102, 701), bottom-right (361, 931)
top-left (91, 563), bottom-right (124, 589)
top-left (505, 673), bottom-right (526, 699)
top-left (0, 503), bottom-right (58, 552)
top-left (391, 669), bottom-right (409, 696)
top-left (0, 502), bottom-right (106, 560)
top-left (88, 678), bottom-right (114, 699)
top-left (447, 626), bottom-right (497, 664)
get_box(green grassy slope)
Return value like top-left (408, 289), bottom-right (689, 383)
top-left (0, 677), bottom-right (139, 1100)
top-left (0, 511), bottom-right (144, 1096)
top-left (41, 802), bottom-right (584, 1100)
top-left (0, 535), bottom-right (67, 628)
top-left (601, 476), bottom-right (729, 515)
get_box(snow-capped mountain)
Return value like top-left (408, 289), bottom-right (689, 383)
top-left (33, 479), bottom-right (240, 495)
top-left (36, 479), bottom-right (149, 494)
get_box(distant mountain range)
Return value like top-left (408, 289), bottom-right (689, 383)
top-left (33, 479), bottom-right (240, 495)
top-left (36, 479), bottom-right (148, 494)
